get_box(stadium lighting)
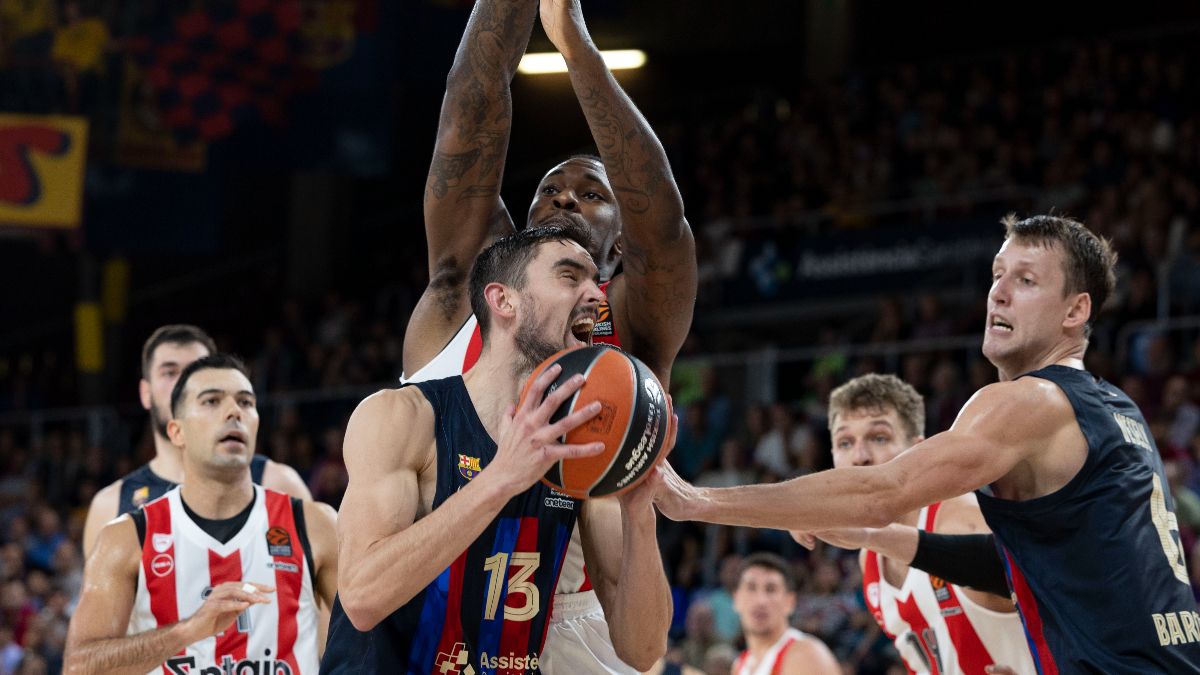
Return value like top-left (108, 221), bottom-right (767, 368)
top-left (518, 49), bottom-right (646, 75)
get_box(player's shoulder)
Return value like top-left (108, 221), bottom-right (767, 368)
top-left (961, 377), bottom-right (1074, 431)
top-left (783, 633), bottom-right (839, 671)
top-left (90, 514), bottom-right (142, 568)
top-left (90, 477), bottom-right (124, 511)
top-left (344, 387), bottom-right (435, 469)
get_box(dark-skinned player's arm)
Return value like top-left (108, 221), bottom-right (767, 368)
top-left (540, 0), bottom-right (696, 386)
top-left (64, 517), bottom-right (273, 675)
top-left (403, 0), bottom-right (538, 377)
top-left (652, 378), bottom-right (1071, 531)
top-left (336, 366), bottom-right (602, 631)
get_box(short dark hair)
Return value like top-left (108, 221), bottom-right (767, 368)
top-left (829, 374), bottom-right (925, 440)
top-left (170, 354), bottom-right (250, 417)
top-left (469, 224), bottom-right (595, 341)
top-left (738, 552), bottom-right (796, 592)
top-left (567, 152), bottom-right (604, 167)
top-left (1002, 214), bottom-right (1118, 337)
top-left (141, 324), bottom-right (216, 378)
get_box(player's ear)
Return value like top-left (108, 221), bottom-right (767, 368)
top-left (139, 378), bottom-right (152, 411)
top-left (484, 282), bottom-right (517, 321)
top-left (166, 417), bottom-right (186, 449)
top-left (1063, 292), bottom-right (1091, 331)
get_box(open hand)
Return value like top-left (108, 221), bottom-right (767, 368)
top-left (485, 364), bottom-right (605, 497)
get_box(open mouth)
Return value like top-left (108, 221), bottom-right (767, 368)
top-left (218, 430), bottom-right (248, 447)
top-left (570, 316), bottom-right (595, 347)
top-left (990, 316), bottom-right (1013, 332)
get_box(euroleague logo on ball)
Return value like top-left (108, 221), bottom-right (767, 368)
top-left (615, 378), bottom-right (666, 489)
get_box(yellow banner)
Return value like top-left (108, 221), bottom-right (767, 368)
top-left (0, 114), bottom-right (88, 229)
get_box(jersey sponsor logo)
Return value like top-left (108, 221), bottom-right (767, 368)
top-left (268, 560), bottom-right (299, 573)
top-left (166, 653), bottom-right (293, 675)
top-left (480, 651), bottom-right (539, 671)
top-left (545, 488), bottom-right (576, 509)
top-left (1113, 412), bottom-right (1152, 450)
top-left (1152, 610), bottom-right (1200, 646)
top-left (133, 486), bottom-right (151, 507)
top-left (434, 642), bottom-right (474, 674)
top-left (152, 533), bottom-right (173, 553)
top-left (151, 553), bottom-right (174, 577)
top-left (458, 454), bottom-right (482, 481)
top-left (266, 527), bottom-right (293, 557)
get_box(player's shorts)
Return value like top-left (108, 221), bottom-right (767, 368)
top-left (540, 590), bottom-right (639, 675)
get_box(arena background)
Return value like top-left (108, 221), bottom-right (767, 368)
top-left (3, 1), bottom-right (1200, 673)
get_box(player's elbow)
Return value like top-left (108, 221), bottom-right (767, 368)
top-left (613, 634), bottom-right (667, 672)
top-left (339, 571), bottom-right (416, 632)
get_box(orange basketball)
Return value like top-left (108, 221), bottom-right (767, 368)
top-left (519, 345), bottom-right (673, 499)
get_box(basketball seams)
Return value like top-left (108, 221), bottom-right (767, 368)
top-left (584, 350), bottom-right (639, 496)
top-left (558, 348), bottom-right (603, 493)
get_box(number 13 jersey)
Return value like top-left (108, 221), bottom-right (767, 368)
top-left (977, 365), bottom-right (1200, 674)
top-left (321, 375), bottom-right (580, 675)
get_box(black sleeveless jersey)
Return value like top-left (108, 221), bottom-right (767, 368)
top-left (117, 454), bottom-right (268, 515)
top-left (977, 365), bottom-right (1200, 674)
top-left (321, 377), bottom-right (581, 674)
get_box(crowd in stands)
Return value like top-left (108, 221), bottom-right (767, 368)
top-left (2, 20), bottom-right (1200, 675)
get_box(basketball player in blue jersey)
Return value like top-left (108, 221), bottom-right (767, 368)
top-left (82, 324), bottom-right (311, 558)
top-left (322, 224), bottom-right (674, 675)
top-left (404, 0), bottom-right (695, 671)
top-left (653, 214), bottom-right (1200, 674)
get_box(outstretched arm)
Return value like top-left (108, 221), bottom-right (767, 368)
top-left (541, 0), bottom-right (696, 383)
top-left (405, 0), bottom-right (537, 376)
top-left (654, 380), bottom-right (1067, 532)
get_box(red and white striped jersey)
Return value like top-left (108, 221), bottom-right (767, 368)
top-left (402, 282), bottom-right (620, 598)
top-left (862, 503), bottom-right (1034, 675)
top-left (733, 627), bottom-right (810, 675)
top-left (129, 485), bottom-right (319, 675)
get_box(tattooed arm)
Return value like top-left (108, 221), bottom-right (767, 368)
top-left (540, 0), bottom-right (696, 386)
top-left (404, 0), bottom-right (538, 377)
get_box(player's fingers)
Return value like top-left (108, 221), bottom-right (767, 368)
top-left (985, 667), bottom-right (1017, 675)
top-left (537, 373), bottom-right (586, 419)
top-left (662, 412), bottom-right (680, 458)
top-left (544, 400), bottom-right (601, 438)
top-left (544, 442), bottom-right (605, 462)
top-left (244, 582), bottom-right (275, 594)
top-left (789, 531), bottom-right (816, 550)
top-left (519, 364), bottom-right (562, 413)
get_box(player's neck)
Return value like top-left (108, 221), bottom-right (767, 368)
top-left (179, 467), bottom-right (255, 519)
top-left (996, 341), bottom-right (1086, 381)
top-left (745, 625), bottom-right (788, 656)
top-left (148, 435), bottom-right (185, 483)
top-left (463, 347), bottom-right (527, 441)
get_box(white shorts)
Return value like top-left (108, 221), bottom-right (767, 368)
top-left (540, 590), bottom-right (639, 675)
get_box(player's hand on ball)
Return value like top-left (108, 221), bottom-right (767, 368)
top-left (488, 364), bottom-right (604, 496)
top-left (618, 404), bottom-right (678, 511)
top-left (539, 0), bottom-right (591, 57)
top-left (650, 459), bottom-right (700, 521)
top-left (183, 581), bottom-right (273, 642)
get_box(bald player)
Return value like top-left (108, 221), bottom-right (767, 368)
top-left (403, 0), bottom-right (696, 672)
top-left (83, 325), bottom-right (311, 558)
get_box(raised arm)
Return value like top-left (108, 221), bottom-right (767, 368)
top-left (540, 0), bottom-right (696, 382)
top-left (64, 518), bottom-right (271, 675)
top-left (336, 367), bottom-right (603, 630)
top-left (654, 379), bottom-right (1073, 531)
top-left (404, 0), bottom-right (537, 376)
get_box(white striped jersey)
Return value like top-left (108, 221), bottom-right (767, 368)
top-left (129, 485), bottom-right (319, 675)
top-left (733, 628), bottom-right (811, 675)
